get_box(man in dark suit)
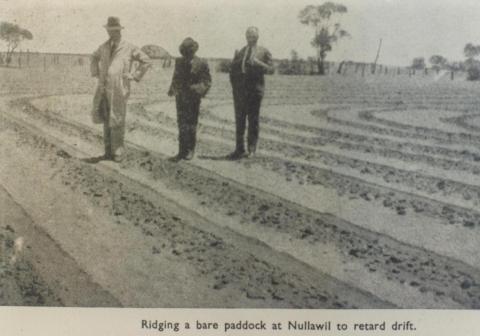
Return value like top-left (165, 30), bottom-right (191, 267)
top-left (228, 26), bottom-right (273, 159)
top-left (168, 37), bottom-right (211, 161)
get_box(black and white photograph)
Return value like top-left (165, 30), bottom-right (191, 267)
top-left (2, 0), bottom-right (480, 325)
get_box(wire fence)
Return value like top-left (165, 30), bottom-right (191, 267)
top-left (0, 51), bottom-right (464, 81)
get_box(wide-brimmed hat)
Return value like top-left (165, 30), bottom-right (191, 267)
top-left (179, 37), bottom-right (199, 57)
top-left (104, 17), bottom-right (124, 30)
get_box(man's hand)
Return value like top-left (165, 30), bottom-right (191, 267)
top-left (251, 57), bottom-right (271, 71)
top-left (167, 88), bottom-right (175, 97)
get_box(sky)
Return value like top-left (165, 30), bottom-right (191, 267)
top-left (1, 0), bottom-right (480, 66)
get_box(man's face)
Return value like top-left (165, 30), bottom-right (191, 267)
top-left (107, 29), bottom-right (121, 40)
top-left (246, 31), bottom-right (259, 46)
top-left (183, 50), bottom-right (194, 60)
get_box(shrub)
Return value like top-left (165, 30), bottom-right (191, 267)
top-left (465, 59), bottom-right (480, 81)
top-left (277, 59), bottom-right (310, 75)
top-left (467, 65), bottom-right (480, 81)
top-left (216, 59), bottom-right (232, 73)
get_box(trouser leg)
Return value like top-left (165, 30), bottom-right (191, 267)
top-left (101, 95), bottom-right (126, 161)
top-left (177, 123), bottom-right (187, 157)
top-left (176, 96), bottom-right (188, 156)
top-left (178, 127), bottom-right (186, 156)
top-left (233, 88), bottom-right (247, 153)
top-left (186, 125), bottom-right (197, 152)
top-left (103, 120), bottom-right (112, 157)
top-left (110, 124), bottom-right (125, 157)
top-left (102, 97), bottom-right (113, 158)
top-left (247, 92), bottom-right (262, 151)
top-left (186, 99), bottom-right (200, 153)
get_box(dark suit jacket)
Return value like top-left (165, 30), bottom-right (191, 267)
top-left (169, 56), bottom-right (211, 99)
top-left (230, 45), bottom-right (273, 97)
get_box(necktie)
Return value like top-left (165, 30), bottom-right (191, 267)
top-left (110, 41), bottom-right (117, 58)
top-left (242, 47), bottom-right (253, 73)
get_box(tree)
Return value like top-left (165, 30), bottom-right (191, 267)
top-left (464, 43), bottom-right (480, 59)
top-left (299, 2), bottom-right (350, 75)
top-left (307, 56), bottom-right (316, 74)
top-left (429, 55), bottom-right (448, 74)
top-left (463, 43), bottom-right (480, 81)
top-left (411, 57), bottom-right (426, 70)
top-left (0, 22), bottom-right (33, 66)
top-left (216, 59), bottom-right (232, 73)
top-left (278, 50), bottom-right (304, 75)
top-left (446, 61), bottom-right (464, 80)
top-left (290, 49), bottom-right (299, 62)
top-left (290, 49), bottom-right (302, 74)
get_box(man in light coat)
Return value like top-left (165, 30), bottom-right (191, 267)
top-left (90, 17), bottom-right (151, 162)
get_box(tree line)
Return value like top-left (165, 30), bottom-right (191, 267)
top-left (4, 2), bottom-right (480, 81)
top-left (408, 44), bottom-right (480, 81)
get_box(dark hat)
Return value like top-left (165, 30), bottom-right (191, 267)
top-left (179, 37), bottom-right (199, 57)
top-left (104, 17), bottom-right (124, 30)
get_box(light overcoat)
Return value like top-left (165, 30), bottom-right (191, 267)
top-left (90, 39), bottom-right (151, 126)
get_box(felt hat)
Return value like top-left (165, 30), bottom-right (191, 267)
top-left (179, 37), bottom-right (199, 57)
top-left (104, 17), bottom-right (124, 30)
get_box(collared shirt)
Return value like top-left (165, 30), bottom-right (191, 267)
top-left (110, 39), bottom-right (120, 57)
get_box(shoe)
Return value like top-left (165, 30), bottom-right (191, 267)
top-left (168, 154), bottom-right (184, 162)
top-left (227, 150), bottom-right (246, 160)
top-left (184, 150), bottom-right (195, 161)
top-left (113, 147), bottom-right (125, 162)
top-left (113, 154), bottom-right (124, 163)
top-left (247, 145), bottom-right (256, 158)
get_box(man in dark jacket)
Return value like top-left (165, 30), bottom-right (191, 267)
top-left (228, 26), bottom-right (273, 159)
top-left (168, 37), bottom-right (211, 161)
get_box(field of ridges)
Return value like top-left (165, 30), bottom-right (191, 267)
top-left (1, 61), bottom-right (480, 308)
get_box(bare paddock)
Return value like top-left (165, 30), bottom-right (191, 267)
top-left (1, 62), bottom-right (480, 308)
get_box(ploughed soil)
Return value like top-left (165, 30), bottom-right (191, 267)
top-left (1, 65), bottom-right (480, 308)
